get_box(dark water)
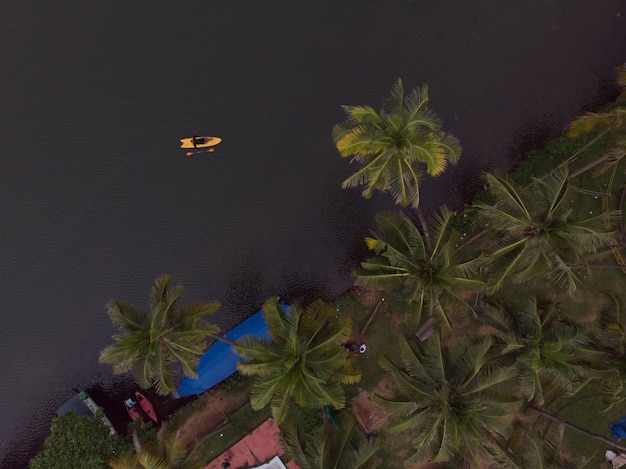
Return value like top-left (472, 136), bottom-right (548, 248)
top-left (1, 2), bottom-right (625, 466)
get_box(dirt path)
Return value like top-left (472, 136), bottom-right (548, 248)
top-left (177, 390), bottom-right (248, 446)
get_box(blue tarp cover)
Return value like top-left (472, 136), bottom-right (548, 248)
top-left (177, 306), bottom-right (288, 397)
top-left (611, 417), bottom-right (626, 438)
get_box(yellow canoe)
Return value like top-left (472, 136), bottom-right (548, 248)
top-left (180, 136), bottom-right (222, 149)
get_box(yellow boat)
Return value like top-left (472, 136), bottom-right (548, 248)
top-left (180, 136), bottom-right (222, 149)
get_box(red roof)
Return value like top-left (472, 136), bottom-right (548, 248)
top-left (204, 418), bottom-right (299, 469)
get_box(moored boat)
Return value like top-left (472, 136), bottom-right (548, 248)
top-left (135, 391), bottom-right (158, 424)
top-left (124, 397), bottom-right (141, 422)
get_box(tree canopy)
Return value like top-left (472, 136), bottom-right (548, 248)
top-left (375, 332), bottom-right (518, 464)
top-left (99, 274), bottom-right (221, 395)
top-left (30, 410), bottom-right (133, 469)
top-left (480, 296), bottom-right (608, 404)
top-left (282, 415), bottom-right (381, 469)
top-left (473, 168), bottom-right (619, 294)
top-left (109, 426), bottom-right (204, 469)
top-left (353, 208), bottom-right (484, 328)
top-left (233, 297), bottom-right (361, 424)
top-left (333, 79), bottom-right (461, 210)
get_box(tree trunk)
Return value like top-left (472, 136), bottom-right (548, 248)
top-left (208, 333), bottom-right (237, 347)
top-left (416, 206), bottom-right (431, 248)
top-left (531, 405), bottom-right (626, 452)
top-left (569, 263), bottom-right (626, 269)
top-left (361, 299), bottom-right (384, 335)
top-left (568, 148), bottom-right (624, 178)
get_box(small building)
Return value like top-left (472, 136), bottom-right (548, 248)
top-left (204, 418), bottom-right (299, 469)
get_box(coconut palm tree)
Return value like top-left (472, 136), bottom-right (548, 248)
top-left (479, 296), bottom-right (608, 404)
top-left (531, 406), bottom-right (626, 454)
top-left (282, 415), bottom-right (382, 469)
top-left (590, 291), bottom-right (626, 412)
top-left (473, 167), bottom-right (619, 295)
top-left (567, 62), bottom-right (626, 137)
top-left (109, 426), bottom-right (204, 469)
top-left (374, 332), bottom-right (518, 465)
top-left (506, 423), bottom-right (590, 469)
top-left (99, 275), bottom-right (222, 396)
top-left (353, 207), bottom-right (485, 329)
top-left (233, 297), bottom-right (361, 424)
top-left (332, 79), bottom-right (461, 230)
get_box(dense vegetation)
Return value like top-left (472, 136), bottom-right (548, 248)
top-left (29, 410), bottom-right (133, 469)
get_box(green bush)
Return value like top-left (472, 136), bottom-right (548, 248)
top-left (30, 410), bottom-right (133, 469)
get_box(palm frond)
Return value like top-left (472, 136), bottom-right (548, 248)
top-left (334, 79), bottom-right (461, 211)
top-left (483, 173), bottom-right (531, 219)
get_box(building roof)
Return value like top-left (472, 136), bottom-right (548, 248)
top-left (204, 418), bottom-right (299, 469)
top-left (251, 456), bottom-right (288, 469)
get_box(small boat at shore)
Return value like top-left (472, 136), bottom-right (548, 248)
top-left (124, 397), bottom-right (141, 422)
top-left (180, 136), bottom-right (222, 149)
top-left (135, 391), bottom-right (158, 424)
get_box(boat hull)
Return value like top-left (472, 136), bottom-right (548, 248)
top-left (124, 401), bottom-right (141, 421)
top-left (180, 136), bottom-right (222, 149)
top-left (135, 391), bottom-right (158, 424)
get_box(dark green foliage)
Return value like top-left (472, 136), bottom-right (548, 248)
top-left (99, 274), bottom-right (222, 395)
top-left (474, 168), bottom-right (620, 294)
top-left (109, 425), bottom-right (206, 469)
top-left (233, 297), bottom-right (361, 424)
top-left (282, 414), bottom-right (382, 469)
top-left (451, 210), bottom-right (480, 236)
top-left (375, 332), bottom-right (518, 464)
top-left (335, 295), bottom-right (356, 309)
top-left (354, 208), bottom-right (485, 328)
top-left (333, 79), bottom-right (461, 210)
top-left (29, 410), bottom-right (133, 469)
top-left (506, 422), bottom-right (588, 469)
top-left (480, 296), bottom-right (609, 404)
top-left (510, 134), bottom-right (593, 186)
top-left (285, 406), bottom-right (324, 440)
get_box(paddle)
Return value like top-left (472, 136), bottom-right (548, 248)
top-left (186, 148), bottom-right (215, 157)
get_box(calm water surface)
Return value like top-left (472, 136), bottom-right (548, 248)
top-left (1, 2), bottom-right (625, 466)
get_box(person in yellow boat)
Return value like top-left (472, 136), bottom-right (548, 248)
top-left (192, 135), bottom-right (206, 148)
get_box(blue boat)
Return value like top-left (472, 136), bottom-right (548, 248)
top-left (176, 305), bottom-right (289, 397)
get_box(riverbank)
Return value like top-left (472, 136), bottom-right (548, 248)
top-left (161, 77), bottom-right (626, 468)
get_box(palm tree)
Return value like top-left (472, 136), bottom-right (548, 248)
top-left (530, 406), bottom-right (626, 453)
top-left (480, 296), bottom-right (608, 404)
top-left (567, 62), bottom-right (626, 137)
top-left (100, 275), bottom-right (222, 395)
top-left (374, 332), bottom-right (518, 465)
top-left (473, 167), bottom-right (619, 295)
top-left (332, 79), bottom-right (461, 230)
top-left (109, 426), bottom-right (204, 469)
top-left (233, 297), bottom-right (361, 424)
top-left (282, 415), bottom-right (382, 469)
top-left (506, 423), bottom-right (590, 469)
top-left (590, 291), bottom-right (626, 412)
top-left (353, 207), bottom-right (485, 329)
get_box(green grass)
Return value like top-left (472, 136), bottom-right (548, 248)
top-left (543, 384), bottom-right (611, 464)
top-left (194, 403), bottom-right (271, 465)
